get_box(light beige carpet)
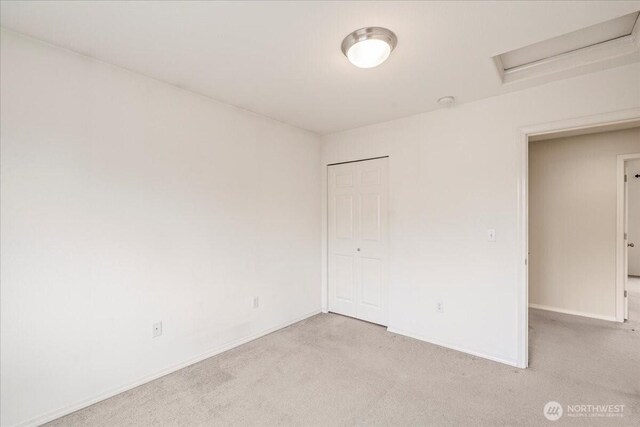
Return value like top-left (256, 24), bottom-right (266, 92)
top-left (48, 283), bottom-right (640, 426)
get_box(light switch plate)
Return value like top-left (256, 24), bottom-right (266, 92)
top-left (487, 229), bottom-right (496, 242)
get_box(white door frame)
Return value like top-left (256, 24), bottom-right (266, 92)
top-left (518, 108), bottom-right (640, 368)
top-left (324, 155), bottom-right (390, 321)
top-left (618, 153), bottom-right (640, 320)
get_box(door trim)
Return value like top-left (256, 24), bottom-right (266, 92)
top-left (324, 156), bottom-right (390, 325)
top-left (518, 108), bottom-right (640, 368)
top-left (328, 156), bottom-right (389, 167)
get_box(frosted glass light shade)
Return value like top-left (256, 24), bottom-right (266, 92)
top-left (346, 39), bottom-right (392, 68)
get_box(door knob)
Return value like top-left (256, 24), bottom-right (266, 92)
top-left (357, 248), bottom-right (361, 251)
top-left (629, 243), bottom-right (635, 248)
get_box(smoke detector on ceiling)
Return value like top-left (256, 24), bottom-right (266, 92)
top-left (437, 96), bottom-right (456, 106)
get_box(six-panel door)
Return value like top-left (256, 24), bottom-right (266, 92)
top-left (328, 157), bottom-right (388, 326)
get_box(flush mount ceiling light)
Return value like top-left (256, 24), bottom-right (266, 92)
top-left (341, 27), bottom-right (397, 68)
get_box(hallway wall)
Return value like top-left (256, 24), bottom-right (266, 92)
top-left (529, 128), bottom-right (640, 319)
top-left (628, 158), bottom-right (640, 277)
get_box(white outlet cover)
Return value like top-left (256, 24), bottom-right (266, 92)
top-left (487, 229), bottom-right (496, 242)
top-left (152, 321), bottom-right (162, 338)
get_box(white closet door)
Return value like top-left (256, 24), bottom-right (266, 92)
top-left (328, 157), bottom-right (388, 326)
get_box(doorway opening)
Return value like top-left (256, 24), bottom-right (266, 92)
top-left (521, 113), bottom-right (640, 367)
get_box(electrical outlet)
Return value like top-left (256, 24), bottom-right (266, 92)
top-left (152, 321), bottom-right (162, 338)
top-left (253, 297), bottom-right (259, 309)
top-left (436, 302), bottom-right (444, 313)
top-left (487, 228), bottom-right (496, 242)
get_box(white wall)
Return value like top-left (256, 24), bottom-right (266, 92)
top-left (321, 62), bottom-right (640, 367)
top-left (529, 128), bottom-right (640, 320)
top-left (0, 30), bottom-right (321, 427)
top-left (629, 158), bottom-right (640, 277)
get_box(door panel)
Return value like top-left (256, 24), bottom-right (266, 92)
top-left (336, 172), bottom-right (354, 188)
top-left (361, 194), bottom-right (381, 241)
top-left (360, 257), bottom-right (382, 307)
top-left (335, 255), bottom-right (355, 301)
top-left (336, 195), bottom-right (354, 239)
top-left (361, 168), bottom-right (380, 186)
top-left (328, 158), bottom-right (388, 325)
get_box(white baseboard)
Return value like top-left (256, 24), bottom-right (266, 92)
top-left (386, 326), bottom-right (522, 368)
top-left (16, 310), bottom-right (322, 427)
top-left (528, 303), bottom-right (617, 322)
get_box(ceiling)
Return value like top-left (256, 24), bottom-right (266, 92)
top-left (1, 1), bottom-right (639, 134)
